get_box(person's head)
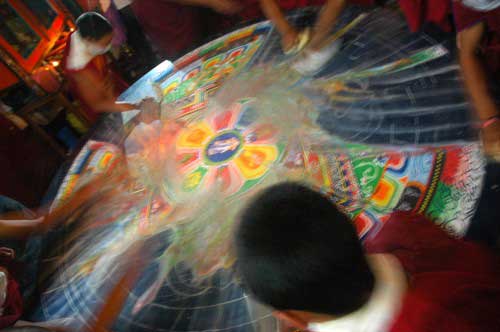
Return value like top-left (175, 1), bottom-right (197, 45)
top-left (235, 182), bottom-right (375, 326)
top-left (75, 12), bottom-right (113, 55)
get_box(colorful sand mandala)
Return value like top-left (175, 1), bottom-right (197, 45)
top-left (37, 7), bottom-right (486, 332)
top-left (50, 141), bottom-right (125, 211)
top-left (173, 99), bottom-right (284, 197)
top-left (158, 26), bottom-right (267, 120)
top-left (298, 143), bottom-right (484, 238)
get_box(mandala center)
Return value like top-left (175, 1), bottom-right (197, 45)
top-left (205, 131), bottom-right (243, 164)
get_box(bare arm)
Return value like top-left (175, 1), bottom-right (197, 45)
top-left (259, 0), bottom-right (296, 36)
top-left (458, 22), bottom-right (498, 120)
top-left (259, 0), bottom-right (346, 51)
top-left (309, 0), bottom-right (346, 50)
top-left (0, 217), bottom-right (44, 238)
top-left (0, 174), bottom-right (119, 238)
top-left (73, 70), bottom-right (136, 113)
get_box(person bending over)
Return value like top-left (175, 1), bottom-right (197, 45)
top-left (63, 12), bottom-right (137, 123)
top-left (235, 182), bottom-right (500, 332)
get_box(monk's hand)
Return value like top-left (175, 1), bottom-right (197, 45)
top-left (208, 0), bottom-right (242, 15)
top-left (281, 28), bottom-right (299, 53)
top-left (137, 97), bottom-right (161, 124)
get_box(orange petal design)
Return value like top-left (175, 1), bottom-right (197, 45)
top-left (234, 145), bottom-right (278, 180)
top-left (177, 122), bottom-right (214, 148)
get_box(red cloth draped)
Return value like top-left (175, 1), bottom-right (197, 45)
top-left (397, 0), bottom-right (452, 32)
top-left (131, 0), bottom-right (201, 58)
top-left (365, 212), bottom-right (500, 332)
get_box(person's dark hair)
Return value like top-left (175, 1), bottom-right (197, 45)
top-left (235, 182), bottom-right (375, 316)
top-left (76, 12), bottom-right (113, 40)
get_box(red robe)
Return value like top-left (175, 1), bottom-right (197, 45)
top-left (397, 0), bottom-right (452, 32)
top-left (365, 212), bottom-right (500, 332)
top-left (131, 0), bottom-right (203, 58)
top-left (63, 33), bottom-right (128, 123)
top-left (238, 0), bottom-right (376, 21)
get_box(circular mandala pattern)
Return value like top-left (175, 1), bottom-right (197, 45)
top-left (175, 99), bottom-right (283, 196)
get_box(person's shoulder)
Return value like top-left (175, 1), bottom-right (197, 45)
top-left (364, 211), bottom-right (452, 253)
top-left (451, 0), bottom-right (497, 31)
top-left (389, 263), bottom-right (500, 332)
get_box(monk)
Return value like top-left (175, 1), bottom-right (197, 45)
top-left (63, 12), bottom-right (137, 123)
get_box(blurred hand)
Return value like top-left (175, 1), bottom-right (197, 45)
top-left (482, 120), bottom-right (500, 161)
top-left (137, 97), bottom-right (161, 124)
top-left (281, 29), bottom-right (299, 53)
top-left (208, 0), bottom-right (242, 15)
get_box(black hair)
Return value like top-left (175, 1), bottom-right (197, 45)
top-left (76, 12), bottom-right (113, 41)
top-left (235, 182), bottom-right (375, 316)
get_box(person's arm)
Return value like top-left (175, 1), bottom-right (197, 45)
top-left (309, 0), bottom-right (346, 50)
top-left (72, 70), bottom-right (136, 113)
top-left (0, 217), bottom-right (44, 238)
top-left (458, 22), bottom-right (498, 121)
top-left (259, 0), bottom-right (298, 51)
top-left (259, 0), bottom-right (296, 36)
top-left (0, 175), bottom-right (115, 237)
top-left (259, 0), bottom-right (346, 51)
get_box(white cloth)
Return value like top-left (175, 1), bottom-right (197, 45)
top-left (308, 255), bottom-right (407, 332)
top-left (66, 32), bottom-right (95, 70)
top-left (462, 0), bottom-right (500, 11)
top-left (66, 31), bottom-right (110, 70)
top-left (292, 39), bottom-right (343, 76)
